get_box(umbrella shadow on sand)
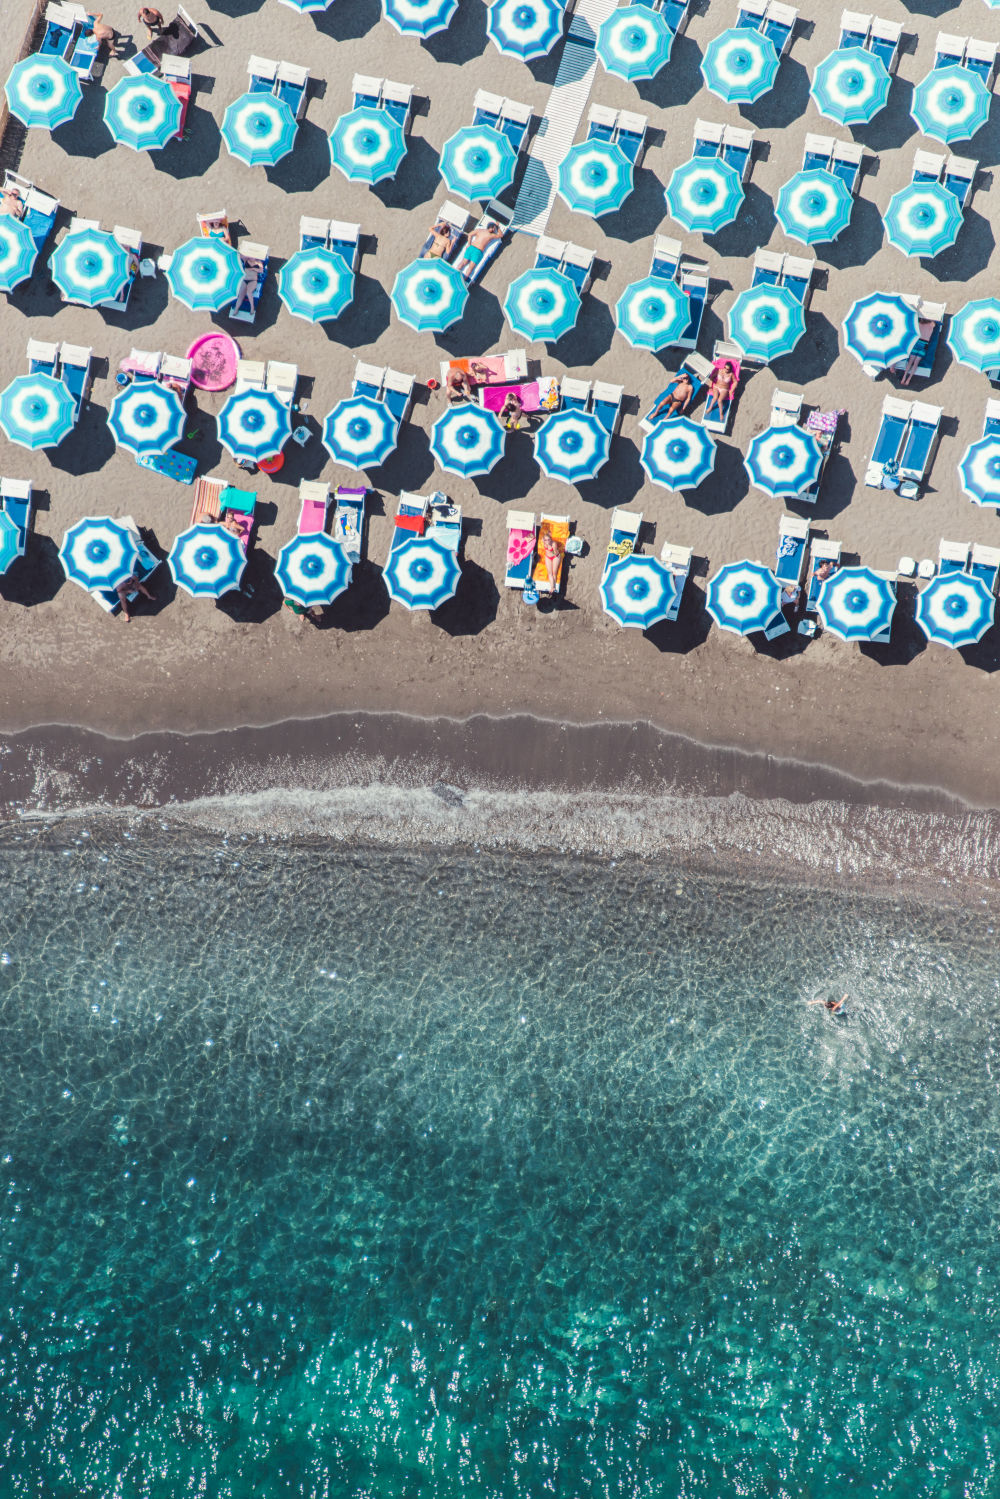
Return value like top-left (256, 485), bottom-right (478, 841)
top-left (426, 3), bottom-right (487, 65)
top-left (708, 186), bottom-right (777, 261)
top-left (376, 137), bottom-right (442, 214)
top-left (325, 558), bottom-right (391, 631)
top-left (744, 60), bottom-right (812, 133)
top-left (684, 438), bottom-right (749, 515)
top-left (601, 165), bottom-right (672, 245)
top-left (859, 584), bottom-right (927, 666)
top-left (771, 310), bottom-right (840, 384)
top-left (326, 274), bottom-right (393, 349)
top-left (48, 404), bottom-right (116, 477)
top-left (645, 581), bottom-right (713, 654)
top-left (636, 36), bottom-right (705, 112)
top-left (432, 557), bottom-right (500, 636)
top-left (313, 0), bottom-right (382, 41)
top-left (370, 424), bottom-right (436, 496)
top-left (0, 531), bottom-right (64, 607)
top-left (53, 89), bottom-right (114, 160)
top-left (265, 120), bottom-right (333, 195)
top-left (926, 207), bottom-right (995, 282)
top-left (821, 197), bottom-right (886, 271)
top-left (152, 104), bottom-right (222, 179)
top-left (960, 623), bottom-right (1000, 673)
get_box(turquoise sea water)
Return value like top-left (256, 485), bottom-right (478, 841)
top-left (1, 823), bottom-right (999, 1496)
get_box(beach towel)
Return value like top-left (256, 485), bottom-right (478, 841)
top-left (806, 408), bottom-right (844, 436)
top-left (507, 526), bottom-right (534, 568)
top-left (532, 517), bottom-right (570, 592)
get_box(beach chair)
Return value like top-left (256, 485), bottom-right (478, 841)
top-left (101, 226), bottom-right (142, 312)
top-left (933, 31), bottom-right (965, 69)
top-left (839, 10), bottom-right (871, 48)
top-left (983, 397), bottom-right (1000, 433)
top-left (660, 541), bottom-right (693, 620)
top-left (390, 491), bottom-right (429, 550)
top-left (190, 474), bottom-right (225, 525)
top-left (898, 402), bottom-right (941, 486)
top-left (472, 89), bottom-right (503, 130)
top-left (701, 344), bottom-right (742, 434)
top-left (677, 258), bottom-right (709, 350)
top-left (275, 62), bottom-right (309, 121)
top-left (66, 14), bottom-right (100, 80)
top-left (333, 486), bottom-right (366, 564)
top-left (586, 106), bottom-right (648, 167)
top-left (439, 349), bottom-right (528, 389)
top-left (381, 81), bottom-right (414, 132)
top-left (125, 348), bottom-right (161, 381)
top-left (161, 55), bottom-right (192, 138)
top-left (771, 388), bottom-right (803, 425)
top-left (801, 406), bottom-right (841, 502)
top-left (562, 243), bottom-right (596, 294)
top-left (27, 339), bottom-right (60, 379)
top-left (505, 510), bottom-right (537, 589)
top-left (463, 201), bottom-right (514, 287)
top-left (938, 539), bottom-right (970, 576)
top-left (383, 369), bottom-right (415, 426)
top-left (964, 39), bottom-right (997, 87)
top-left (720, 125), bottom-right (755, 181)
top-left (971, 542), bottom-right (1000, 594)
top-left (640, 352), bottom-right (711, 431)
top-left (266, 361), bottom-right (298, 406)
top-left (39, 4), bottom-right (75, 58)
top-left (870, 570), bottom-right (896, 642)
top-left (299, 216), bottom-right (330, 253)
top-left (801, 538), bottom-right (842, 624)
top-left (891, 297), bottom-right (945, 383)
top-left (560, 376), bottom-right (591, 412)
top-left (353, 362), bottom-right (385, 401)
top-left (651, 234), bottom-right (682, 280)
top-left (134, 5), bottom-right (199, 72)
top-left (235, 357), bottom-right (266, 392)
top-left (866, 395), bottom-right (909, 484)
top-left (593, 382), bottom-right (624, 438)
top-left (868, 16), bottom-right (902, 71)
top-left (247, 55), bottom-right (277, 93)
top-left (218, 485), bottom-right (257, 554)
top-left (421, 202), bottom-right (471, 262)
top-left (229, 242), bottom-right (269, 325)
top-left (60, 345), bottom-right (91, 418)
top-left (737, 0), bottom-right (796, 54)
top-left (497, 99), bottom-right (533, 153)
top-left (943, 156), bottom-right (977, 208)
top-left (0, 478), bottom-right (32, 564)
top-left (427, 493), bottom-right (462, 552)
top-left (604, 508), bottom-right (642, 574)
top-left (352, 73), bottom-right (382, 111)
top-left (92, 517), bottom-right (160, 615)
top-left (328, 219), bottom-right (361, 271)
top-left (532, 515), bottom-right (571, 597)
top-left (4, 174), bottom-right (58, 254)
top-left (751, 248), bottom-right (783, 288)
top-left (775, 513), bottom-right (811, 585)
top-left (197, 210), bottom-right (232, 244)
top-left (297, 479), bottom-right (330, 534)
top-left (159, 353), bottom-right (192, 401)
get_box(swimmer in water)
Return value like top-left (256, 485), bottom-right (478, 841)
top-left (807, 993), bottom-right (848, 1014)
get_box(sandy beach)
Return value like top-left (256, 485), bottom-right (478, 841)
top-left (2, 0), bottom-right (1000, 808)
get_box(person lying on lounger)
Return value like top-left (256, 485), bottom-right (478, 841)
top-left (116, 572), bottom-right (155, 622)
top-left (540, 528), bottom-right (564, 591)
top-left (499, 391), bottom-right (524, 431)
top-left (813, 559), bottom-right (837, 585)
top-left (456, 221), bottom-right (502, 281)
top-left (894, 320), bottom-right (936, 388)
top-left (445, 368), bottom-right (473, 404)
top-left (0, 186), bottom-right (25, 220)
top-left (418, 220), bottom-right (456, 260)
top-left (232, 257), bottom-right (264, 316)
top-left (200, 214), bottom-right (232, 244)
top-left (649, 371), bottom-right (694, 422)
top-left (704, 361), bottom-right (736, 421)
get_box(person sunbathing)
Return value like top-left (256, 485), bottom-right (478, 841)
top-left (456, 221), bottom-right (502, 281)
top-left (813, 559), bottom-right (837, 585)
top-left (445, 369), bottom-right (472, 404)
top-left (232, 257), bottom-right (264, 316)
top-left (649, 372), bottom-right (693, 422)
top-left (419, 220), bottom-right (455, 260)
top-left (540, 529), bottom-right (564, 591)
top-left (116, 573), bottom-right (154, 621)
top-left (220, 511), bottom-right (244, 537)
top-left (0, 186), bottom-right (25, 221)
top-left (895, 319), bottom-right (936, 387)
top-left (200, 214), bottom-right (232, 244)
top-left (704, 360), bottom-right (736, 420)
top-left (499, 391), bottom-right (524, 431)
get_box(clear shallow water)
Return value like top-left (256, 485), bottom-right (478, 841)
top-left (1, 825), bottom-right (999, 1496)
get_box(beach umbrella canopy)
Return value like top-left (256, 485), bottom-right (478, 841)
top-left (810, 46), bottom-right (890, 126)
top-left (329, 105), bottom-right (407, 185)
top-left (384, 534), bottom-right (460, 611)
top-left (816, 566), bottom-right (895, 642)
top-left (323, 395), bottom-right (398, 469)
top-left (0, 215), bottom-right (37, 294)
top-left (535, 409), bottom-right (610, 484)
top-left (280, 0), bottom-right (335, 11)
top-left (596, 5), bottom-right (673, 81)
top-left (959, 436), bottom-right (1000, 506)
top-left (166, 236), bottom-right (244, 311)
top-left (104, 73), bottom-right (181, 151)
top-left (665, 157), bottom-right (744, 235)
top-left (59, 517), bottom-right (139, 593)
top-left (640, 417), bottom-right (716, 491)
top-left (884, 183), bottom-right (962, 259)
top-left (439, 125), bottom-right (517, 200)
top-left (948, 298), bottom-right (1000, 373)
top-left (727, 285), bottom-right (805, 362)
top-left (701, 27), bottom-right (779, 104)
top-left (222, 92), bottom-right (297, 168)
top-left (707, 560), bottom-right (782, 636)
top-left (504, 267), bottom-right (581, 341)
top-left (487, 0), bottom-right (565, 60)
top-left (557, 140), bottom-right (634, 218)
top-left (4, 56), bottom-right (81, 131)
top-left (911, 65), bottom-right (990, 146)
top-left (50, 227), bottom-right (130, 308)
top-left (217, 389), bottom-right (292, 463)
top-left (745, 423), bottom-right (824, 497)
top-left (275, 532), bottom-right (352, 608)
top-left (383, 0), bottom-right (458, 35)
top-left (775, 168), bottom-right (853, 245)
top-left (600, 554), bottom-right (677, 630)
top-left (391, 259), bottom-right (468, 333)
top-left (430, 405), bottom-right (506, 477)
top-left (615, 275), bottom-right (689, 350)
top-left (842, 291), bottom-right (920, 369)
top-left (108, 381), bottom-right (186, 458)
top-left (0, 512), bottom-right (21, 576)
top-left (0, 373), bottom-right (75, 450)
top-left (169, 524), bottom-right (245, 598)
top-left (278, 247), bottom-right (354, 323)
top-left (916, 572), bottom-right (994, 648)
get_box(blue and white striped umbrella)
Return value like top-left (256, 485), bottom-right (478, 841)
top-left (280, 0), bottom-right (334, 11)
top-left (596, 5), bottom-right (673, 81)
top-left (775, 168), bottom-right (853, 245)
top-left (222, 92), bottom-right (297, 168)
top-left (959, 436), bottom-right (1000, 506)
top-left (166, 236), bottom-right (244, 311)
top-left (701, 27), bottom-right (779, 104)
top-left (329, 106), bottom-right (407, 185)
top-left (558, 140), bottom-right (634, 218)
top-left (487, 0), bottom-right (564, 60)
top-left (665, 157), bottom-right (744, 235)
top-left (384, 534), bottom-right (461, 611)
top-left (727, 285), bottom-right (805, 361)
top-left (50, 228), bottom-right (129, 308)
top-left (535, 409), bottom-right (610, 484)
top-left (600, 555), bottom-right (676, 630)
top-left (0, 512), bottom-right (21, 575)
top-left (278, 247), bottom-right (354, 323)
top-left (439, 125), bottom-right (517, 200)
top-left (810, 46), bottom-right (890, 126)
top-left (217, 389), bottom-right (292, 463)
top-left (911, 65), bottom-right (990, 146)
top-left (0, 373), bottom-right (75, 450)
top-left (504, 267), bottom-right (581, 341)
top-left (323, 395), bottom-right (399, 468)
top-left (615, 275), bottom-right (689, 350)
top-left (843, 292), bottom-right (920, 369)
top-left (745, 424), bottom-right (823, 497)
top-left (430, 405), bottom-right (506, 477)
top-left (816, 566), bottom-right (895, 641)
top-left (707, 560), bottom-right (783, 635)
top-left (916, 572), bottom-right (994, 648)
top-left (4, 56), bottom-right (81, 131)
top-left (884, 183), bottom-right (962, 259)
top-left (104, 74), bottom-right (181, 151)
top-left (169, 524), bottom-right (246, 598)
top-left (383, 0), bottom-right (458, 36)
top-left (391, 259), bottom-right (468, 333)
top-left (108, 381), bottom-right (186, 458)
top-left (59, 517), bottom-right (139, 592)
top-left (0, 216), bottom-right (37, 293)
top-left (275, 532), bottom-right (352, 608)
top-left (948, 299), bottom-right (1000, 373)
top-left (640, 417), bottom-right (716, 491)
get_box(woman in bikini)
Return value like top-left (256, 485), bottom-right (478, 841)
top-left (704, 360), bottom-right (735, 421)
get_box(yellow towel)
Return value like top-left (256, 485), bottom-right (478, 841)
top-left (532, 518), bottom-right (570, 589)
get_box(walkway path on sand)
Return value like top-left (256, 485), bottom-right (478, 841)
top-left (511, 0), bottom-right (619, 236)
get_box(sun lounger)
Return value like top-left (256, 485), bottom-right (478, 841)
top-left (472, 89), bottom-right (533, 151)
top-left (983, 398), bottom-right (1000, 433)
top-left (640, 352), bottom-right (711, 431)
top-left (101, 226), bottom-right (142, 312)
top-left (868, 570), bottom-right (896, 642)
top-left (5, 174), bottom-right (59, 254)
top-left (898, 401), bottom-right (941, 485)
top-left (266, 361), bottom-right (298, 406)
top-left (197, 210), bottom-right (232, 244)
top-left (866, 395), bottom-right (909, 483)
top-left (560, 376), bottom-right (591, 412)
top-left (229, 242), bottom-right (269, 325)
top-left (352, 361), bottom-right (385, 402)
top-left (420, 202), bottom-right (471, 262)
top-left (59, 344), bottom-right (91, 418)
top-left (691, 122), bottom-right (756, 180)
top-left (775, 513), bottom-right (811, 585)
top-left (840, 13), bottom-right (870, 49)
top-left (190, 474), bottom-right (225, 525)
top-left (299, 216), bottom-right (330, 253)
top-left (27, 338), bottom-right (60, 380)
top-left (427, 493), bottom-right (462, 552)
top-left (210, 484), bottom-right (257, 553)
top-left (943, 156), bottom-right (977, 208)
top-left (275, 61), bottom-right (309, 120)
top-left (134, 5), bottom-right (199, 72)
top-left (352, 73), bottom-right (382, 110)
top-left (439, 350), bottom-right (528, 388)
top-left (125, 348), bottom-right (161, 380)
top-left (771, 388), bottom-right (802, 425)
top-left (91, 516), bottom-right (160, 614)
top-left (651, 235), bottom-right (682, 280)
top-left (159, 353), bottom-right (192, 401)
top-left (333, 485), bottom-right (365, 564)
top-left (297, 479), bottom-right (330, 535)
top-left (938, 538), bottom-right (970, 576)
top-left (971, 542), bottom-right (1000, 594)
top-left (701, 344), bottom-right (742, 434)
top-left (67, 16), bottom-right (100, 80)
top-left (676, 260), bottom-right (709, 350)
top-left (964, 39), bottom-right (997, 87)
top-left (890, 296), bottom-right (945, 382)
top-left (328, 219), bottom-right (361, 270)
top-left (801, 406), bottom-right (841, 501)
top-left (160, 55), bottom-right (192, 137)
top-left (391, 491), bottom-right (429, 551)
top-left (235, 358), bottom-right (266, 392)
top-left (381, 81), bottom-right (414, 131)
top-left (604, 507), bottom-right (642, 574)
top-left (0, 478), bottom-right (32, 563)
top-left (505, 510), bottom-right (537, 589)
top-left (912, 149), bottom-right (945, 186)
top-left (382, 369), bottom-right (415, 426)
top-left (659, 541), bottom-right (693, 619)
top-left (933, 31), bottom-right (964, 69)
top-left (593, 381), bottom-right (624, 438)
top-left (532, 514), bottom-right (571, 596)
top-left (463, 201), bottom-right (514, 287)
top-left (39, 5), bottom-right (74, 58)
top-left (586, 106), bottom-right (648, 166)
